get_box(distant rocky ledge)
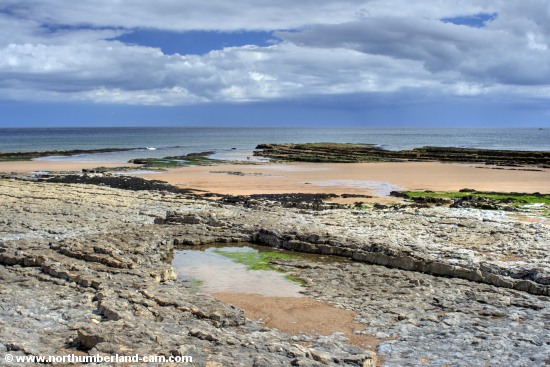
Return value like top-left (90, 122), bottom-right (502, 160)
top-left (254, 143), bottom-right (550, 167)
top-left (0, 147), bottom-right (135, 161)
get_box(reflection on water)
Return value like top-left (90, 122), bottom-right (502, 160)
top-left (172, 246), bottom-right (306, 297)
top-left (256, 165), bottom-right (331, 172)
top-left (303, 180), bottom-right (403, 196)
top-left (208, 149), bottom-right (269, 162)
top-left (113, 170), bottom-right (161, 175)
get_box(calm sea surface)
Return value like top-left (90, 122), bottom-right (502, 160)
top-left (0, 127), bottom-right (548, 163)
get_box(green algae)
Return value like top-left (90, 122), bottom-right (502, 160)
top-left (399, 190), bottom-right (550, 206)
top-left (212, 249), bottom-right (296, 271)
top-left (212, 248), bottom-right (307, 285)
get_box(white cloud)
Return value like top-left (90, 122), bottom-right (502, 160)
top-left (278, 10), bottom-right (550, 86)
top-left (0, 0), bottom-right (549, 106)
top-left (0, 39), bottom-right (439, 104)
top-left (1, 0), bottom-right (509, 32)
top-left (1, 0), bottom-right (377, 31)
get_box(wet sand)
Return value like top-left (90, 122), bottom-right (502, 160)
top-left (213, 293), bottom-right (379, 350)
top-left (135, 162), bottom-right (550, 196)
top-left (2, 160), bottom-right (549, 197)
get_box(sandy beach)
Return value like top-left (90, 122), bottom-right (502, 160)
top-left (136, 162), bottom-right (550, 196)
top-left (2, 160), bottom-right (549, 199)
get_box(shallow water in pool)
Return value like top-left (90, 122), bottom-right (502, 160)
top-left (171, 244), bottom-right (349, 297)
top-left (172, 246), bottom-right (305, 297)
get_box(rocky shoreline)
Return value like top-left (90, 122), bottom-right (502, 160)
top-left (4, 143), bottom-right (550, 168)
top-left (254, 143), bottom-right (550, 167)
top-left (1, 175), bottom-right (549, 366)
top-left (0, 147), bottom-right (138, 161)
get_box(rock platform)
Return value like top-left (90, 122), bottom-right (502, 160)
top-left (1, 177), bottom-right (548, 366)
top-left (254, 143), bottom-right (550, 167)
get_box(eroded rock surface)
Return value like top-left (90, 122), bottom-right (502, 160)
top-left (254, 143), bottom-right (550, 167)
top-left (275, 259), bottom-right (550, 367)
top-left (0, 179), bottom-right (375, 366)
top-left (1, 177), bottom-right (549, 366)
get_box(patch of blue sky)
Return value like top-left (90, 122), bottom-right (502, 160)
top-left (442, 13), bottom-right (497, 28)
top-left (115, 29), bottom-right (280, 55)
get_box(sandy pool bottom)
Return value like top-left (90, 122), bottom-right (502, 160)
top-left (213, 293), bottom-right (378, 350)
top-left (172, 245), bottom-right (378, 349)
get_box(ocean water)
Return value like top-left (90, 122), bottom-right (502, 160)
top-left (0, 127), bottom-right (548, 163)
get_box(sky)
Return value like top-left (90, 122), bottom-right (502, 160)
top-left (1, 0), bottom-right (550, 127)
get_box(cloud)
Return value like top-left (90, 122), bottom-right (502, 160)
top-left (278, 11), bottom-right (550, 86)
top-left (0, 39), bottom-right (434, 105)
top-left (0, 0), bottom-right (549, 110)
top-left (1, 0), bottom-right (375, 31)
top-left (0, 0), bottom-right (507, 32)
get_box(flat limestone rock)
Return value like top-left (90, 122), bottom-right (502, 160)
top-left (254, 143), bottom-right (550, 167)
top-left (0, 177), bottom-right (548, 366)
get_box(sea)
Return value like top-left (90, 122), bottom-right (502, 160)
top-left (0, 127), bottom-right (548, 163)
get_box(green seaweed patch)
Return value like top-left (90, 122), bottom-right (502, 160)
top-left (189, 279), bottom-right (205, 288)
top-left (0, 156), bottom-right (36, 162)
top-left (353, 202), bottom-right (372, 210)
top-left (284, 274), bottom-right (306, 285)
top-left (150, 159), bottom-right (185, 167)
top-left (164, 151), bottom-right (230, 166)
top-left (398, 190), bottom-right (550, 205)
top-left (213, 249), bottom-right (305, 284)
top-left (129, 152), bottom-right (229, 168)
top-left (213, 249), bottom-right (297, 271)
top-left (0, 148), bottom-right (134, 162)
